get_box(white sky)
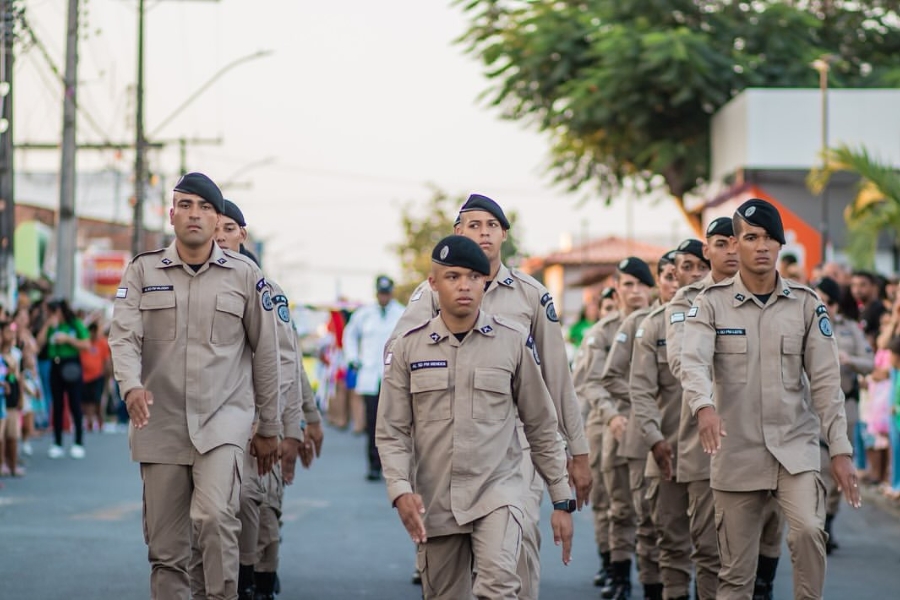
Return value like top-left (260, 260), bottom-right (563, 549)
top-left (16, 0), bottom-right (693, 304)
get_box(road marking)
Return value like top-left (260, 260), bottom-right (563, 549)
top-left (281, 497), bottom-right (329, 522)
top-left (71, 502), bottom-right (142, 521)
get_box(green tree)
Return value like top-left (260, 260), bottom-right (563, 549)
top-left (808, 144), bottom-right (900, 268)
top-left (456, 0), bottom-right (900, 230)
top-left (390, 188), bottom-right (524, 303)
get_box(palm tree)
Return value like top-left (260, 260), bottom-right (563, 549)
top-left (808, 144), bottom-right (900, 269)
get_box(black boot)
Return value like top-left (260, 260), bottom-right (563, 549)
top-left (608, 559), bottom-right (632, 600)
top-left (254, 571), bottom-right (276, 600)
top-left (752, 555), bottom-right (778, 600)
top-left (594, 551), bottom-right (612, 587)
top-left (643, 581), bottom-right (664, 600)
top-left (825, 513), bottom-right (839, 554)
top-left (238, 564), bottom-right (255, 600)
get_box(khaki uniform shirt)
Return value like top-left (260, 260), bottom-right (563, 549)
top-left (109, 242), bottom-right (282, 464)
top-left (376, 311), bottom-right (570, 538)
top-left (391, 264), bottom-right (588, 456)
top-left (574, 311), bottom-right (622, 428)
top-left (833, 315), bottom-right (874, 394)
top-left (600, 305), bottom-right (655, 461)
top-left (665, 274), bottom-right (714, 482)
top-left (631, 304), bottom-right (682, 477)
top-left (681, 273), bottom-right (853, 492)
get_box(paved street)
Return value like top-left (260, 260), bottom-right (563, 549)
top-left (1, 424), bottom-right (899, 599)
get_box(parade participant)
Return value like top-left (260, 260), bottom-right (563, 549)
top-left (109, 173), bottom-right (281, 600)
top-left (630, 243), bottom-right (705, 600)
top-left (681, 199), bottom-right (860, 600)
top-left (205, 199), bottom-right (323, 600)
top-left (343, 275), bottom-right (405, 481)
top-left (389, 194), bottom-right (589, 599)
top-left (814, 276), bottom-right (873, 554)
top-left (597, 256), bottom-right (661, 600)
top-left (599, 286), bottom-right (618, 320)
top-left (377, 235), bottom-right (573, 600)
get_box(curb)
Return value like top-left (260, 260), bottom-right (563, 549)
top-left (858, 484), bottom-right (900, 519)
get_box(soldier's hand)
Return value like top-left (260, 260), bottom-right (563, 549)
top-left (306, 422), bottom-right (324, 457)
top-left (298, 438), bottom-right (315, 470)
top-left (569, 454), bottom-right (592, 510)
top-left (550, 509), bottom-right (574, 566)
top-left (609, 415), bottom-right (628, 441)
top-left (394, 493), bottom-right (427, 544)
top-left (651, 440), bottom-right (674, 481)
top-left (831, 454), bottom-right (861, 508)
top-left (125, 388), bottom-right (153, 429)
top-left (250, 434), bottom-right (281, 476)
top-left (697, 406), bottom-right (726, 454)
top-left (281, 437), bottom-right (301, 485)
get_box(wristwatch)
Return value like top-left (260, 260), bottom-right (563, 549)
top-left (553, 499), bottom-right (576, 513)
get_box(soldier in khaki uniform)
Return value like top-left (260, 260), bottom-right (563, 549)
top-left (596, 257), bottom-right (658, 600)
top-left (681, 199), bottom-right (861, 600)
top-left (813, 276), bottom-right (873, 553)
top-left (109, 173), bottom-right (282, 600)
top-left (204, 200), bottom-right (324, 600)
top-left (572, 287), bottom-right (625, 588)
top-left (377, 235), bottom-right (574, 600)
top-left (389, 195), bottom-right (589, 598)
top-left (631, 242), bottom-right (706, 600)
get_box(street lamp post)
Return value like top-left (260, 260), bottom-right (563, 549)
top-left (812, 55), bottom-right (834, 263)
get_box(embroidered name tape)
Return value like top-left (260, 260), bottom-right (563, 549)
top-left (411, 360), bottom-right (448, 371)
top-left (142, 285), bottom-right (173, 293)
top-left (716, 328), bottom-right (746, 336)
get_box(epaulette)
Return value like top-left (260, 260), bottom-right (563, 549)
top-left (131, 247), bottom-right (165, 262)
top-left (596, 310), bottom-right (621, 328)
top-left (221, 248), bottom-right (258, 268)
top-left (493, 314), bottom-right (529, 336)
top-left (648, 302), bottom-right (668, 319)
top-left (508, 267), bottom-right (543, 291)
top-left (784, 278), bottom-right (819, 298)
top-left (401, 319), bottom-right (432, 338)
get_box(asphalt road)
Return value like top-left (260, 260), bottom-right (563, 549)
top-left (1, 424), bottom-right (899, 599)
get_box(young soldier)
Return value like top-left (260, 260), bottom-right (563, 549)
top-left (390, 194), bottom-right (589, 598)
top-left (377, 235), bottom-right (574, 600)
top-left (109, 173), bottom-right (281, 600)
top-left (206, 199), bottom-right (323, 600)
top-left (630, 242), bottom-right (706, 600)
top-left (681, 199), bottom-right (860, 600)
top-left (667, 218), bottom-right (786, 600)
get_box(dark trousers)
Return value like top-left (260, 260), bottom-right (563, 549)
top-left (51, 359), bottom-right (84, 446)
top-left (364, 393), bottom-right (381, 472)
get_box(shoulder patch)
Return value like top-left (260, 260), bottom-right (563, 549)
top-left (816, 304), bottom-right (828, 316)
top-left (819, 316), bottom-right (833, 337)
top-left (261, 290), bottom-right (274, 311)
top-left (256, 277), bottom-right (268, 292)
top-left (274, 294), bottom-right (290, 323)
top-left (410, 289), bottom-right (424, 302)
top-left (116, 287), bottom-right (128, 299)
top-left (384, 352), bottom-right (392, 365)
top-left (540, 292), bottom-right (552, 307)
top-left (545, 301), bottom-right (559, 322)
top-left (687, 306), bottom-right (699, 318)
top-left (635, 328), bottom-right (644, 339)
top-left (615, 332), bottom-right (628, 343)
top-left (670, 312), bottom-right (685, 324)
top-left (526, 334), bottom-right (541, 365)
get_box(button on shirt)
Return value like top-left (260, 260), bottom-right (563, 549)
top-left (680, 273), bottom-right (852, 492)
top-left (377, 311), bottom-right (569, 538)
top-left (343, 299), bottom-right (405, 396)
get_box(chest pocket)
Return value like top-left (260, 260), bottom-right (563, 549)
top-left (713, 336), bottom-right (748, 383)
top-left (472, 367), bottom-right (512, 421)
top-left (211, 294), bottom-right (245, 346)
top-left (781, 335), bottom-right (804, 391)
top-left (140, 291), bottom-right (176, 341)
top-left (411, 369), bottom-right (451, 422)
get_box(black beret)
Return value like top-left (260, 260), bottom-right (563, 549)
top-left (617, 256), bottom-right (655, 287)
top-left (600, 286), bottom-right (616, 300)
top-left (814, 276), bottom-right (841, 304)
top-left (432, 235), bottom-right (491, 276)
top-left (676, 238), bottom-right (709, 266)
top-left (173, 172), bottom-right (224, 213)
top-left (222, 199), bottom-right (246, 227)
top-left (660, 250), bottom-right (678, 266)
top-left (735, 198), bottom-right (785, 245)
top-left (705, 216), bottom-right (734, 238)
top-left (375, 275), bottom-right (394, 293)
top-left (458, 194), bottom-right (510, 230)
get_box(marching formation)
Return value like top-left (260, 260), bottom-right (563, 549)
top-left (107, 174), bottom-right (859, 600)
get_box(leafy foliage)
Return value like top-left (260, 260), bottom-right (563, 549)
top-left (456, 0), bottom-right (900, 216)
top-left (390, 188), bottom-right (523, 302)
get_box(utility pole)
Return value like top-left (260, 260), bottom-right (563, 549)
top-left (132, 0), bottom-right (146, 257)
top-left (55, 0), bottom-right (79, 301)
top-left (0, 0), bottom-right (16, 310)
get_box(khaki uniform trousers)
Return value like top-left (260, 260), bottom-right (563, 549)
top-left (417, 505), bottom-right (524, 600)
top-left (141, 444), bottom-right (243, 600)
top-left (516, 449), bottom-right (544, 600)
top-left (686, 480), bottom-right (720, 600)
top-left (587, 419), bottom-right (611, 554)
top-left (258, 464), bottom-right (284, 572)
top-left (713, 466), bottom-right (826, 600)
top-left (237, 449), bottom-right (265, 567)
top-left (629, 459), bottom-right (661, 585)
top-left (603, 462), bottom-right (636, 562)
top-left (648, 477), bottom-right (692, 598)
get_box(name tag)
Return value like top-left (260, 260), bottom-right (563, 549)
top-left (670, 312), bottom-right (685, 324)
top-left (410, 360), bottom-right (448, 371)
top-left (716, 328), bottom-right (746, 336)
top-left (142, 285), bottom-right (174, 293)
